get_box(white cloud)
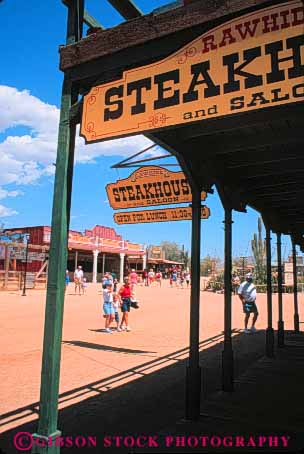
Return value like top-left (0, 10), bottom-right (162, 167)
top-left (0, 205), bottom-right (18, 218)
top-left (0, 188), bottom-right (23, 200)
top-left (0, 85), bottom-right (156, 186)
top-left (0, 85), bottom-right (162, 214)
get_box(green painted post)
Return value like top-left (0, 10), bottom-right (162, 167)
top-left (32, 79), bottom-right (74, 454)
top-left (277, 233), bottom-right (284, 347)
top-left (292, 240), bottom-right (300, 332)
top-left (32, 2), bottom-right (83, 452)
top-left (222, 206), bottom-right (234, 391)
top-left (185, 185), bottom-right (201, 420)
top-left (265, 226), bottom-right (274, 358)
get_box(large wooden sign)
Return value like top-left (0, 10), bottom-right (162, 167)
top-left (114, 206), bottom-right (210, 224)
top-left (81, 1), bottom-right (304, 142)
top-left (106, 166), bottom-right (206, 210)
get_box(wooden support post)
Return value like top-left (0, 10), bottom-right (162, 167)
top-left (92, 250), bottom-right (99, 283)
top-left (32, 78), bottom-right (76, 454)
top-left (4, 244), bottom-right (10, 290)
top-left (277, 233), bottom-right (284, 347)
top-left (265, 226), bottom-right (274, 358)
top-left (102, 253), bottom-right (106, 276)
top-left (74, 250), bottom-right (78, 269)
top-left (120, 253), bottom-right (125, 283)
top-left (292, 240), bottom-right (300, 333)
top-left (185, 185), bottom-right (201, 420)
top-left (222, 207), bottom-right (234, 391)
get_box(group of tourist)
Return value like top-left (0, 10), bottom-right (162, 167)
top-left (102, 270), bottom-right (139, 334)
top-left (169, 269), bottom-right (191, 288)
top-left (66, 266), bottom-right (257, 334)
top-left (141, 268), bottom-right (191, 288)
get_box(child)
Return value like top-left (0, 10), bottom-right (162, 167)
top-left (112, 292), bottom-right (122, 331)
top-left (82, 277), bottom-right (87, 295)
top-left (103, 283), bottom-right (115, 333)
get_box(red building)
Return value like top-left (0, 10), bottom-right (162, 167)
top-left (0, 225), bottom-right (146, 285)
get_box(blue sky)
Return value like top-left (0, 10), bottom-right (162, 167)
top-left (0, 0), bottom-right (294, 260)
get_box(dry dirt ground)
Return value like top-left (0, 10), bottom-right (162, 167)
top-left (0, 281), bottom-right (303, 453)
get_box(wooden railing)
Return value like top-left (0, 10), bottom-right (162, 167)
top-left (0, 271), bottom-right (47, 291)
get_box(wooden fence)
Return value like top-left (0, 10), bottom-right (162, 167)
top-left (0, 271), bottom-right (47, 291)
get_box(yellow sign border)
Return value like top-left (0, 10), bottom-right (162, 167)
top-left (106, 166), bottom-right (207, 210)
top-left (113, 206), bottom-right (210, 224)
top-left (81, 0), bottom-right (304, 143)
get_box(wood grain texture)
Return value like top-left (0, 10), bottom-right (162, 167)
top-left (60, 0), bottom-right (280, 70)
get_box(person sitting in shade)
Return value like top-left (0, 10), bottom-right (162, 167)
top-left (238, 273), bottom-right (259, 334)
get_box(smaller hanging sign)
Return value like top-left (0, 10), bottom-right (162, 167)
top-left (106, 166), bottom-right (207, 210)
top-left (113, 205), bottom-right (210, 224)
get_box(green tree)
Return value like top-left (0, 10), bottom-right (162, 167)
top-left (160, 241), bottom-right (184, 262)
top-left (251, 217), bottom-right (266, 285)
top-left (200, 255), bottom-right (221, 276)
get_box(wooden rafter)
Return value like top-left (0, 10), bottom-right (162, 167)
top-left (107, 0), bottom-right (142, 19)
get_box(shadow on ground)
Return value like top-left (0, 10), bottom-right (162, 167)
top-left (1, 330), bottom-right (304, 453)
top-left (63, 340), bottom-right (157, 355)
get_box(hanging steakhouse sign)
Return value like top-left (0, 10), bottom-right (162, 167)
top-left (81, 1), bottom-right (304, 142)
top-left (106, 166), bottom-right (207, 210)
top-left (114, 206), bottom-right (210, 225)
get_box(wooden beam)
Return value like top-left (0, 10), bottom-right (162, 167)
top-left (63, 0), bottom-right (85, 44)
top-left (246, 190), bottom-right (304, 199)
top-left (227, 155), bottom-right (304, 170)
top-left (69, 98), bottom-right (83, 124)
top-left (84, 10), bottom-right (104, 29)
top-left (241, 180), bottom-right (302, 192)
top-left (107, 0), bottom-right (142, 19)
top-left (208, 135), bottom-right (302, 157)
top-left (240, 168), bottom-right (304, 181)
top-left (60, 0), bottom-right (270, 71)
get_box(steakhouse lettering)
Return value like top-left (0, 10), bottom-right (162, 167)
top-left (103, 34), bottom-right (304, 120)
top-left (111, 179), bottom-right (191, 203)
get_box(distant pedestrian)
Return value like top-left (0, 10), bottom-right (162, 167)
top-left (129, 268), bottom-right (138, 290)
top-left (65, 270), bottom-right (70, 288)
top-left (155, 271), bottom-right (162, 287)
top-left (180, 272), bottom-right (185, 289)
top-left (143, 269), bottom-right (148, 286)
top-left (172, 270), bottom-right (178, 287)
top-left (185, 271), bottom-right (191, 288)
top-left (148, 269), bottom-right (155, 286)
top-left (74, 265), bottom-right (83, 295)
top-left (238, 273), bottom-right (259, 334)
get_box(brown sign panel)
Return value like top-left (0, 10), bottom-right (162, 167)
top-left (114, 206), bottom-right (210, 224)
top-left (106, 166), bottom-right (207, 209)
top-left (81, 1), bottom-right (304, 143)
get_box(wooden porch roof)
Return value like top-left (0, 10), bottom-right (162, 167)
top-left (59, 0), bottom-right (304, 250)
